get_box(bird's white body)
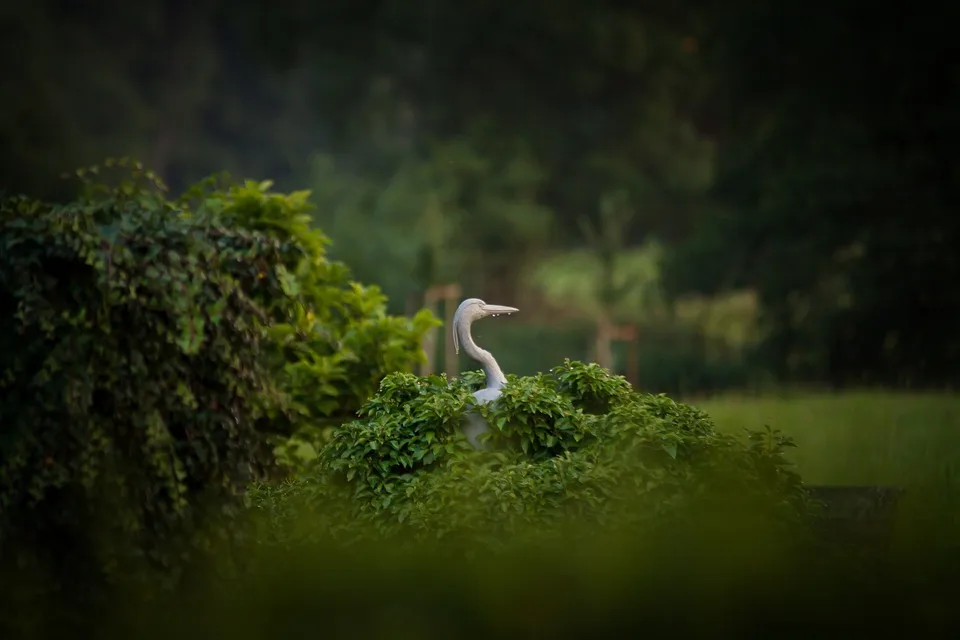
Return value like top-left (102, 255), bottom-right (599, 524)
top-left (452, 298), bottom-right (518, 450)
top-left (463, 387), bottom-right (504, 449)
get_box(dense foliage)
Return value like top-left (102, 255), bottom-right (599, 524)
top-left (251, 360), bottom-right (815, 552)
top-left (0, 162), bottom-right (436, 610)
top-left (183, 173), bottom-right (439, 461)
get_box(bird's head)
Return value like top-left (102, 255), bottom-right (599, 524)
top-left (452, 298), bottom-right (519, 354)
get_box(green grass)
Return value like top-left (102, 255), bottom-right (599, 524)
top-left (692, 391), bottom-right (960, 486)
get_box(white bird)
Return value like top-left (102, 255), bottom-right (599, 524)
top-left (452, 298), bottom-right (519, 449)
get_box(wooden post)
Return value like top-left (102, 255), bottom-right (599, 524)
top-left (441, 283), bottom-right (462, 379)
top-left (612, 323), bottom-right (639, 388)
top-left (419, 283), bottom-right (462, 378)
top-left (405, 290), bottom-right (422, 318)
top-left (594, 317), bottom-right (615, 371)
top-left (419, 286), bottom-right (441, 376)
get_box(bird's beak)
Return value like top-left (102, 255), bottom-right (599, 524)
top-left (481, 304), bottom-right (519, 318)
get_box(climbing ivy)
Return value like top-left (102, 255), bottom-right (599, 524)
top-left (0, 161), bottom-right (294, 599)
top-left (0, 160), bottom-right (437, 616)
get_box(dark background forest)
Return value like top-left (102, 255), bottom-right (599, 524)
top-left (3, 0), bottom-right (958, 394)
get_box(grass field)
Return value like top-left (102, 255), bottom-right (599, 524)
top-left (692, 391), bottom-right (960, 486)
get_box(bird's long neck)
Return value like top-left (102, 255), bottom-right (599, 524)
top-left (457, 320), bottom-right (507, 390)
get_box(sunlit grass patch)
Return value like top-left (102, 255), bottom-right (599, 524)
top-left (694, 391), bottom-right (960, 485)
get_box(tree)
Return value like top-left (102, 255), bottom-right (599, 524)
top-left (0, 161), bottom-right (437, 623)
top-left (529, 193), bottom-right (665, 371)
top-left (308, 137), bottom-right (553, 308)
top-left (0, 0), bottom-right (322, 199)
top-left (192, 174), bottom-right (439, 462)
top-left (665, 0), bottom-right (960, 386)
top-left (247, 0), bottom-right (715, 302)
top-left (0, 162), bottom-right (291, 604)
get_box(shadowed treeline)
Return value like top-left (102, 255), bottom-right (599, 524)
top-left (3, 0), bottom-right (958, 393)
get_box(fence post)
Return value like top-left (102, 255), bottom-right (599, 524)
top-left (613, 323), bottom-right (639, 387)
top-left (442, 283), bottom-right (463, 379)
top-left (419, 283), bottom-right (462, 378)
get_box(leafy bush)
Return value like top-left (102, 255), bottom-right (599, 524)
top-left (176, 175), bottom-right (438, 467)
top-left (0, 162), bottom-right (293, 603)
top-left (252, 360), bottom-right (816, 551)
top-left (0, 161), bottom-right (436, 618)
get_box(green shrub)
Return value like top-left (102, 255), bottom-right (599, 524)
top-left (252, 360), bottom-right (816, 552)
top-left (0, 162), bottom-right (294, 604)
top-left (0, 161), bottom-right (437, 623)
top-left (176, 175), bottom-right (439, 468)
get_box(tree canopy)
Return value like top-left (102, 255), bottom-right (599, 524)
top-left (3, 0), bottom-right (956, 389)
top-left (0, 162), bottom-right (435, 607)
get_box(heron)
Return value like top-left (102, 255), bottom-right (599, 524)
top-left (452, 297), bottom-right (519, 449)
